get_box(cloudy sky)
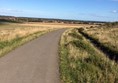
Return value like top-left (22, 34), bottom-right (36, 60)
top-left (0, 0), bottom-right (118, 21)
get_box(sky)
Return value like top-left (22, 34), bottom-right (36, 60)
top-left (0, 0), bottom-right (118, 22)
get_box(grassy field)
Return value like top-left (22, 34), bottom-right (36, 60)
top-left (0, 23), bottom-right (57, 57)
top-left (0, 22), bottom-right (94, 58)
top-left (59, 24), bottom-right (118, 83)
top-left (82, 25), bottom-right (118, 59)
top-left (20, 22), bottom-right (95, 28)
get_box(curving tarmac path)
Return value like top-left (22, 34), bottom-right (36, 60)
top-left (0, 29), bottom-right (66, 83)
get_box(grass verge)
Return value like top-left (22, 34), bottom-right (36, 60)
top-left (59, 28), bottom-right (118, 83)
top-left (0, 30), bottom-right (52, 58)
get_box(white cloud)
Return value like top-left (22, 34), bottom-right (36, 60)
top-left (0, 8), bottom-right (44, 15)
top-left (0, 8), bottom-right (48, 17)
top-left (0, 8), bottom-right (24, 14)
top-left (112, 10), bottom-right (118, 13)
top-left (80, 13), bottom-right (111, 18)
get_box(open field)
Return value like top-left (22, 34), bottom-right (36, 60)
top-left (0, 23), bottom-right (59, 57)
top-left (0, 22), bottom-right (94, 41)
top-left (59, 24), bottom-right (118, 83)
top-left (0, 22), bottom-right (95, 58)
top-left (81, 24), bottom-right (118, 61)
top-left (20, 22), bottom-right (95, 28)
top-left (0, 23), bottom-right (57, 41)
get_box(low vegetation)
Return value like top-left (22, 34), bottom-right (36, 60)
top-left (0, 15), bottom-right (105, 25)
top-left (0, 23), bottom-right (55, 57)
top-left (82, 24), bottom-right (118, 61)
top-left (59, 27), bottom-right (118, 83)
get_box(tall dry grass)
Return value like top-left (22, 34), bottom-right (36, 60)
top-left (0, 23), bottom-right (56, 57)
top-left (0, 24), bottom-right (56, 42)
top-left (84, 26), bottom-right (118, 54)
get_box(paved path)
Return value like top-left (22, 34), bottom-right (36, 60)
top-left (0, 29), bottom-right (66, 83)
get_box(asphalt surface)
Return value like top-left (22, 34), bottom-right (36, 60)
top-left (0, 29), bottom-right (66, 83)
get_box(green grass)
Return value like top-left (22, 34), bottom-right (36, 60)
top-left (59, 28), bottom-right (118, 83)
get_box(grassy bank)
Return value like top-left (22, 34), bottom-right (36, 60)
top-left (81, 25), bottom-right (118, 61)
top-left (83, 26), bottom-right (118, 55)
top-left (59, 28), bottom-right (118, 83)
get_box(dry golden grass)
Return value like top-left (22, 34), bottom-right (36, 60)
top-left (0, 23), bottom-right (57, 42)
top-left (20, 22), bottom-right (95, 28)
top-left (0, 22), bottom-right (94, 42)
top-left (84, 27), bottom-right (118, 51)
top-left (0, 23), bottom-right (59, 57)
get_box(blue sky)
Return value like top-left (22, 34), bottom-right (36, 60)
top-left (0, 0), bottom-right (118, 21)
